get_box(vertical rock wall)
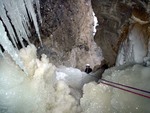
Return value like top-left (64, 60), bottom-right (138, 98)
top-left (31, 0), bottom-right (103, 70)
top-left (91, 0), bottom-right (150, 66)
top-left (30, 0), bottom-right (150, 69)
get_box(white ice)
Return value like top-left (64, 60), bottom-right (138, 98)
top-left (92, 12), bottom-right (98, 36)
top-left (0, 1), bottom-right (150, 113)
top-left (0, 44), bottom-right (81, 113)
top-left (0, 44), bottom-right (150, 113)
top-left (0, 0), bottom-right (42, 72)
top-left (0, 21), bottom-right (26, 74)
top-left (0, 0), bottom-right (41, 48)
top-left (116, 24), bottom-right (147, 66)
top-left (24, 0), bottom-right (42, 45)
top-left (81, 64), bottom-right (150, 113)
top-left (0, 1), bottom-right (18, 48)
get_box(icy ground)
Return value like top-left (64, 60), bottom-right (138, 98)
top-left (0, 44), bottom-right (150, 113)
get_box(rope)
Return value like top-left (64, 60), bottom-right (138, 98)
top-left (99, 81), bottom-right (150, 99)
top-left (100, 79), bottom-right (150, 94)
top-left (85, 73), bottom-right (150, 99)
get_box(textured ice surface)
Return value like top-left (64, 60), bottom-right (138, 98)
top-left (0, 0), bottom-right (42, 46)
top-left (93, 12), bottom-right (98, 36)
top-left (116, 24), bottom-right (147, 65)
top-left (24, 0), bottom-right (42, 45)
top-left (0, 0), bottom-right (42, 72)
top-left (0, 44), bottom-right (81, 113)
top-left (56, 67), bottom-right (97, 89)
top-left (81, 64), bottom-right (150, 113)
top-left (0, 44), bottom-right (150, 113)
top-left (0, 1), bottom-right (18, 48)
top-left (0, 21), bottom-right (26, 73)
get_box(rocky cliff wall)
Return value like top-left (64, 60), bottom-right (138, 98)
top-left (91, 0), bottom-right (150, 66)
top-left (31, 0), bottom-right (103, 70)
top-left (30, 0), bottom-right (150, 69)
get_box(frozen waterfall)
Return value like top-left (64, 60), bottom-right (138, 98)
top-left (0, 44), bottom-right (150, 113)
top-left (0, 21), bottom-right (26, 73)
top-left (116, 24), bottom-right (148, 66)
top-left (0, 0), bottom-right (150, 113)
top-left (93, 12), bottom-right (98, 36)
top-left (0, 0), bottom-right (42, 72)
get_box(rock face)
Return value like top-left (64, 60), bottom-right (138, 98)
top-left (91, 0), bottom-right (150, 66)
top-left (31, 0), bottom-right (103, 70)
top-left (30, 0), bottom-right (150, 69)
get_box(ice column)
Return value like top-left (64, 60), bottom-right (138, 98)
top-left (0, 0), bottom-right (42, 48)
top-left (0, 0), bottom-right (42, 73)
top-left (24, 0), bottom-right (42, 45)
top-left (116, 24), bottom-right (147, 65)
top-left (0, 1), bottom-right (18, 48)
top-left (0, 21), bottom-right (26, 73)
top-left (93, 12), bottom-right (98, 36)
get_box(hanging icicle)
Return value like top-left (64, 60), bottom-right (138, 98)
top-left (0, 21), bottom-right (27, 74)
top-left (24, 0), bottom-right (42, 45)
top-left (0, 0), bottom-right (42, 74)
top-left (0, 0), bottom-right (42, 48)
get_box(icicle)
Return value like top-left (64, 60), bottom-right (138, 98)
top-left (34, 0), bottom-right (42, 24)
top-left (0, 47), bottom-right (3, 57)
top-left (93, 12), bottom-right (98, 36)
top-left (0, 0), bottom-right (42, 74)
top-left (16, 0), bottom-right (31, 44)
top-left (0, 0), bottom-right (42, 47)
top-left (24, 0), bottom-right (43, 46)
top-left (0, 21), bottom-right (27, 74)
top-left (2, 0), bottom-right (27, 48)
top-left (0, 1), bottom-right (18, 48)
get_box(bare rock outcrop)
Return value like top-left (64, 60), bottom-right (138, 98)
top-left (91, 0), bottom-right (150, 66)
top-left (31, 0), bottom-right (103, 70)
top-left (30, 0), bottom-right (150, 69)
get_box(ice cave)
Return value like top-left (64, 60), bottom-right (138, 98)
top-left (0, 0), bottom-right (150, 113)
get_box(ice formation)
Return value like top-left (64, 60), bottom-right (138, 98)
top-left (116, 24), bottom-right (147, 65)
top-left (56, 67), bottom-right (97, 90)
top-left (0, 0), bottom-right (42, 71)
top-left (0, 44), bottom-right (149, 113)
top-left (81, 64), bottom-right (150, 113)
top-left (0, 0), bottom-right (150, 113)
top-left (0, 44), bottom-right (81, 113)
top-left (92, 12), bottom-right (98, 36)
top-left (0, 21), bottom-right (26, 73)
